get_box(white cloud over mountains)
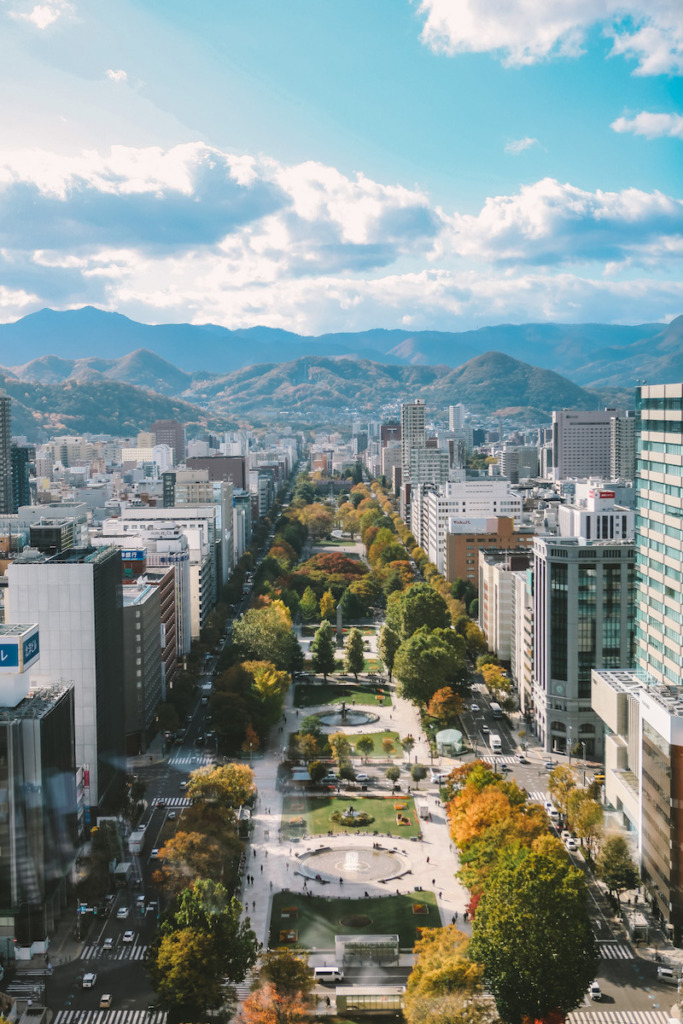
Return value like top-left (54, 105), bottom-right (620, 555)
top-left (416, 0), bottom-right (683, 74)
top-left (0, 142), bottom-right (679, 330)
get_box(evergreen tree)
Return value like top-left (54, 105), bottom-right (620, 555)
top-left (378, 623), bottom-right (400, 681)
top-left (299, 586), bottom-right (318, 622)
top-left (344, 627), bottom-right (365, 679)
top-left (310, 620), bottom-right (336, 681)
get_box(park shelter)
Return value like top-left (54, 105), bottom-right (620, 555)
top-left (435, 728), bottom-right (463, 756)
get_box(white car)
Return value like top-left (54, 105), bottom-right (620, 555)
top-left (470, 703), bottom-right (480, 712)
top-left (103, 937), bottom-right (114, 950)
top-left (82, 972), bottom-right (97, 988)
top-left (150, 848), bottom-right (160, 859)
top-left (566, 838), bottom-right (578, 852)
top-left (123, 930), bottom-right (135, 943)
top-left (355, 773), bottom-right (370, 782)
top-left (589, 981), bottom-right (602, 1001)
top-left (116, 906), bottom-right (129, 919)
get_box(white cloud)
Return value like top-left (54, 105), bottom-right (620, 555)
top-left (0, 143), bottom-right (679, 332)
top-left (611, 111), bottom-right (683, 139)
top-left (9, 0), bottom-right (74, 29)
top-left (416, 0), bottom-right (683, 75)
top-left (105, 69), bottom-right (128, 84)
top-left (505, 137), bottom-right (540, 155)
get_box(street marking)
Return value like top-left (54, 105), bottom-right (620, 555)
top-left (54, 1013), bottom-right (166, 1024)
top-left (150, 795), bottom-right (190, 808)
top-left (480, 755), bottom-right (519, 765)
top-left (598, 942), bottom-right (635, 960)
top-left (168, 754), bottom-right (215, 766)
top-left (80, 945), bottom-right (148, 961)
top-left (569, 1013), bottom-right (669, 1024)
top-left (527, 791), bottom-right (550, 804)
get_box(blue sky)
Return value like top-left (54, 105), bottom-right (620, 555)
top-left (0, 0), bottom-right (681, 334)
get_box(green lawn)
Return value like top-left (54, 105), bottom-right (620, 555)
top-left (294, 683), bottom-right (391, 708)
top-left (350, 730), bottom-right (403, 758)
top-left (281, 793), bottom-right (419, 839)
top-left (269, 890), bottom-right (438, 948)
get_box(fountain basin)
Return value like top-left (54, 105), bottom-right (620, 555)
top-left (298, 844), bottom-right (408, 883)
top-left (317, 709), bottom-right (379, 728)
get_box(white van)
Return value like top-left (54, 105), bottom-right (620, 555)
top-left (313, 966), bottom-right (344, 983)
top-left (657, 966), bottom-right (679, 985)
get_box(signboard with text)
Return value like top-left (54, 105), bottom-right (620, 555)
top-left (0, 626), bottom-right (40, 673)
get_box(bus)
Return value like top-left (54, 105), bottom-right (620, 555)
top-left (490, 701), bottom-right (503, 719)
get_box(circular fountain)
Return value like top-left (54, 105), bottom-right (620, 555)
top-left (299, 845), bottom-right (408, 883)
top-left (316, 700), bottom-right (379, 728)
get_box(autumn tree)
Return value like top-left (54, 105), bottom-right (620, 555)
top-left (240, 985), bottom-right (308, 1024)
top-left (548, 764), bottom-right (577, 817)
top-left (310, 620), bottom-right (336, 680)
top-left (241, 723), bottom-right (260, 758)
top-left (344, 627), bottom-right (365, 679)
top-left (470, 847), bottom-right (599, 1024)
top-left (159, 831), bottom-right (225, 891)
top-left (308, 760), bottom-right (328, 785)
top-left (298, 734), bottom-right (320, 762)
top-left (319, 589), bottom-right (336, 621)
top-left (377, 623), bottom-right (400, 680)
top-left (427, 687), bottom-right (465, 724)
top-left (297, 502), bottom-right (334, 541)
top-left (329, 731), bottom-right (351, 767)
top-left (567, 790), bottom-right (603, 856)
top-left (258, 948), bottom-right (314, 998)
top-left (186, 762), bottom-right (256, 810)
top-left (382, 737), bottom-right (395, 758)
top-left (406, 924), bottom-right (483, 1020)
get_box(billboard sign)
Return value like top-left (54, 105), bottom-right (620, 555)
top-left (0, 625), bottom-right (40, 673)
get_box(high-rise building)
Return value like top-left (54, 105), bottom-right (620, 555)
top-left (7, 548), bottom-right (125, 814)
top-left (610, 411), bottom-right (636, 480)
top-left (0, 392), bottom-right (13, 514)
top-left (552, 408), bottom-right (624, 481)
top-left (122, 580), bottom-right (162, 755)
top-left (150, 419), bottom-right (185, 464)
top-left (448, 404), bottom-right (466, 431)
top-left (11, 444), bottom-right (32, 512)
top-left (401, 400), bottom-right (426, 484)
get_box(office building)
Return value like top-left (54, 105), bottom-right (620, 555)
top-left (552, 408), bottom-right (625, 481)
top-left (532, 534), bottom-right (634, 757)
top-left (479, 550), bottom-right (533, 663)
top-left (11, 445), bottom-right (32, 512)
top-left (150, 419), bottom-right (185, 463)
top-left (448, 404), bottom-right (466, 431)
top-left (445, 515), bottom-right (535, 585)
top-left (122, 580), bottom-right (162, 755)
top-left (0, 392), bottom-right (13, 515)
top-left (498, 446), bottom-right (539, 483)
top-left (511, 569), bottom-right (534, 715)
top-left (610, 411), bottom-right (636, 480)
top-left (401, 400), bottom-right (426, 484)
top-left (380, 421), bottom-right (401, 447)
top-left (186, 455), bottom-right (246, 489)
top-left (7, 548), bottom-right (125, 813)
top-left (409, 448), bottom-right (450, 488)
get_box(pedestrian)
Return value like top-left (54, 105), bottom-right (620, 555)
top-left (426, 855), bottom-right (430, 863)
top-left (439, 891), bottom-right (442, 899)
top-left (265, 850), bottom-right (268, 858)
top-left (464, 910), bottom-right (468, 922)
top-left (432, 878), bottom-right (435, 886)
top-left (286, 862), bottom-right (289, 871)
top-left (260, 864), bottom-right (263, 874)
top-left (270, 881), bottom-right (273, 890)
top-left (454, 910), bottom-right (459, 922)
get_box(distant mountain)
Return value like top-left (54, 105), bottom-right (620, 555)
top-left (0, 376), bottom-right (233, 440)
top-left (13, 349), bottom-right (193, 396)
top-left (0, 306), bottom-right (678, 386)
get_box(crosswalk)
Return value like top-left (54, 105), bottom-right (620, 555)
top-left (150, 795), bottom-right (190, 808)
top-left (569, 1013), bottom-right (669, 1024)
top-left (481, 755), bottom-right (519, 765)
top-left (599, 942), bottom-right (635, 960)
top-left (168, 753), bottom-right (215, 766)
top-left (527, 791), bottom-right (550, 804)
top-left (81, 944), bottom-right (148, 961)
top-left (53, 1011), bottom-right (166, 1024)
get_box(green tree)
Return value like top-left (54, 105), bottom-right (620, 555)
top-left (339, 762), bottom-right (357, 783)
top-left (308, 760), bottom-right (328, 785)
top-left (394, 626), bottom-right (464, 705)
top-left (567, 790), bottom-right (603, 857)
top-left (356, 734), bottom-right (374, 762)
top-left (470, 847), bottom-right (599, 1024)
top-left (329, 731), bottom-right (351, 767)
top-left (548, 764), bottom-right (578, 817)
top-left (596, 835), bottom-right (639, 898)
top-left (186, 763), bottom-right (256, 809)
top-left (310, 620), bottom-right (336, 680)
top-left (232, 602), bottom-right (298, 672)
top-left (299, 586), bottom-right (318, 622)
top-left (386, 582), bottom-right (451, 640)
top-left (344, 627), bottom-right (365, 680)
top-left (258, 948), bottom-right (313, 998)
top-left (386, 765), bottom-right (401, 787)
top-left (319, 589), bottom-right (336, 621)
top-left (377, 623), bottom-right (400, 681)
top-left (401, 735), bottom-right (416, 761)
top-left (411, 764), bottom-right (427, 788)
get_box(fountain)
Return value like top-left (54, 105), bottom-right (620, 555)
top-left (317, 707), bottom-right (378, 727)
top-left (299, 844), bottom-right (408, 883)
top-left (344, 850), bottom-right (361, 874)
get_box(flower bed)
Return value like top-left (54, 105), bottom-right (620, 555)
top-left (330, 809), bottom-right (375, 827)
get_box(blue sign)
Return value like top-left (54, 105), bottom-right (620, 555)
top-left (23, 634), bottom-right (39, 665)
top-left (121, 549), bottom-right (145, 561)
top-left (0, 645), bottom-right (18, 668)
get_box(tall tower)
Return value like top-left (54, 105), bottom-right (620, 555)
top-left (401, 399), bottom-right (426, 483)
top-left (0, 391), bottom-right (13, 514)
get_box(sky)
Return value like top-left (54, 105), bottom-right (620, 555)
top-left (0, 0), bottom-right (681, 334)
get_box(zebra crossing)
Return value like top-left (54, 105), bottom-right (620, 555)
top-left (481, 755), bottom-right (519, 765)
top-left (168, 753), bottom-right (215, 766)
top-left (53, 1011), bottom-right (166, 1024)
top-left (527, 791), bottom-right (550, 805)
top-left (598, 942), bottom-right (635, 960)
top-left (150, 795), bottom-right (190, 808)
top-left (568, 1013), bottom-right (669, 1024)
top-left (80, 944), bottom-right (148, 961)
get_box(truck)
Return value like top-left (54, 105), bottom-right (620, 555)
top-left (490, 701), bottom-right (503, 719)
top-left (114, 861), bottom-right (133, 887)
top-left (128, 830), bottom-right (146, 856)
top-left (489, 734), bottom-right (502, 754)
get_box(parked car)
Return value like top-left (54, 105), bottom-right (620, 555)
top-left (565, 838), bottom-right (578, 852)
top-left (355, 773), bottom-right (370, 782)
top-left (544, 760), bottom-right (558, 770)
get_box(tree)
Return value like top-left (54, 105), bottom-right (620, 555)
top-left (298, 734), bottom-right (320, 762)
top-left (596, 835), bottom-right (639, 897)
top-left (299, 586), bottom-right (318, 622)
top-left (470, 847), bottom-right (599, 1024)
top-left (240, 984), bottom-right (308, 1024)
top-left (394, 626), bottom-right (464, 706)
top-left (232, 602), bottom-right (298, 672)
top-left (377, 623), bottom-right (400, 680)
top-left (150, 927), bottom-right (226, 1016)
top-left (241, 723), bottom-right (260, 757)
top-left (406, 925), bottom-right (482, 1011)
top-left (427, 687), bottom-right (465, 724)
top-left (159, 831), bottom-right (226, 891)
top-left (386, 582), bottom-right (451, 640)
top-left (382, 737), bottom-right (395, 758)
top-left (186, 763), bottom-right (256, 809)
top-left (401, 735), bottom-right (416, 761)
top-left (339, 762), bottom-right (357, 783)
top-left (319, 589), bottom-right (336, 621)
top-left (344, 627), bottom-right (365, 679)
top-left (567, 790), bottom-right (603, 857)
top-left (329, 731), bottom-right (351, 767)
top-left (297, 502), bottom-right (334, 541)
top-left (308, 760), bottom-right (328, 785)
top-left (310, 620), bottom-right (336, 680)
top-left (548, 764), bottom-right (577, 817)
top-left (386, 765), bottom-right (401, 787)
top-left (411, 764), bottom-right (427, 788)
top-left (258, 948), bottom-right (314, 998)
top-left (356, 735), bottom-right (374, 762)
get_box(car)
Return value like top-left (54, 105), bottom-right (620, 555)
top-left (151, 848), bottom-right (160, 859)
top-left (82, 973), bottom-right (97, 988)
top-left (123, 930), bottom-right (135, 943)
top-left (565, 838), bottom-right (578, 852)
top-left (99, 995), bottom-right (113, 1009)
top-left (517, 754), bottom-right (529, 764)
top-left (544, 760), bottom-right (558, 770)
top-left (355, 773), bottom-right (370, 782)
top-left (593, 773), bottom-right (606, 784)
top-left (137, 823), bottom-right (147, 832)
top-left (589, 981), bottom-right (602, 1001)
top-left (146, 902), bottom-right (157, 914)
top-left (136, 894), bottom-right (146, 907)
top-left (482, 724), bottom-right (490, 734)
top-left (156, 800), bottom-right (166, 808)
top-left (168, 811), bottom-right (177, 820)
top-left (561, 829), bottom-right (572, 842)
top-left (470, 703), bottom-right (480, 712)
top-left (180, 781), bottom-right (188, 789)
top-left (116, 906), bottom-right (129, 919)
top-left (499, 763), bottom-right (512, 773)
top-left (103, 937), bottom-right (114, 950)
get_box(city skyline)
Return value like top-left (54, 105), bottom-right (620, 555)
top-left (0, 0), bottom-right (680, 334)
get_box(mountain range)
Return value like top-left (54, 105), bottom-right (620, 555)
top-left (0, 306), bottom-right (681, 386)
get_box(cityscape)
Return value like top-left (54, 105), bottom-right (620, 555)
top-left (0, 1), bottom-right (681, 1024)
